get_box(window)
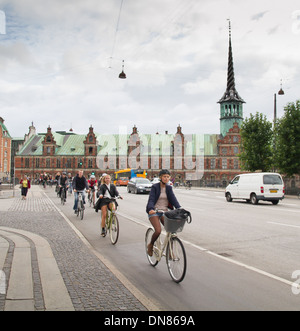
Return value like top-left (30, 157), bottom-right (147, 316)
top-left (46, 147), bottom-right (51, 154)
top-left (232, 176), bottom-right (240, 184)
top-left (222, 158), bottom-right (227, 169)
top-left (234, 159), bottom-right (239, 169)
top-left (89, 135), bottom-right (93, 142)
top-left (25, 158), bottom-right (29, 168)
top-left (88, 159), bottom-right (93, 168)
top-left (46, 159), bottom-right (50, 167)
top-left (234, 146), bottom-right (239, 154)
top-left (36, 158), bottom-right (40, 168)
top-left (210, 158), bottom-right (215, 169)
top-left (66, 159), bottom-right (72, 168)
top-left (263, 175), bottom-right (282, 185)
top-left (89, 147), bottom-right (93, 154)
top-left (56, 159), bottom-right (61, 168)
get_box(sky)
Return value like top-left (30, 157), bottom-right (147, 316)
top-left (0, 0), bottom-right (299, 138)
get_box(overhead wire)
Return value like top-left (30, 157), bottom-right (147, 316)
top-left (109, 0), bottom-right (124, 69)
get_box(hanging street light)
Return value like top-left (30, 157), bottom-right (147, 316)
top-left (119, 60), bottom-right (126, 79)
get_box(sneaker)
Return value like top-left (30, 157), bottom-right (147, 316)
top-left (147, 243), bottom-right (153, 257)
top-left (74, 209), bottom-right (78, 214)
top-left (101, 228), bottom-right (106, 237)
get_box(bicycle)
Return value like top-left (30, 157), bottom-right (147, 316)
top-left (60, 186), bottom-right (68, 205)
top-left (102, 197), bottom-right (121, 245)
top-left (145, 209), bottom-right (192, 283)
top-left (76, 191), bottom-right (85, 220)
top-left (88, 187), bottom-right (96, 207)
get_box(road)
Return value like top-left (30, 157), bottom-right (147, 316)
top-left (47, 186), bottom-right (300, 311)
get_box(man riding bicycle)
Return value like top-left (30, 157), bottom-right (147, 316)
top-left (58, 172), bottom-right (69, 202)
top-left (72, 170), bottom-right (90, 213)
top-left (88, 175), bottom-right (98, 207)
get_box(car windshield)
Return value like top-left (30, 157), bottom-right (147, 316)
top-left (136, 179), bottom-right (150, 184)
top-left (263, 175), bottom-right (282, 185)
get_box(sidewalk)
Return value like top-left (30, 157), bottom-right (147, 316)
top-left (0, 185), bottom-right (149, 311)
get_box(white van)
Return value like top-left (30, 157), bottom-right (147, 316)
top-left (225, 172), bottom-right (285, 205)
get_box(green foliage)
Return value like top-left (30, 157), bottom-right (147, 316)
top-left (239, 112), bottom-right (273, 172)
top-left (275, 100), bottom-right (300, 177)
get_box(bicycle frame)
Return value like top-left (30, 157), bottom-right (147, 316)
top-left (105, 201), bottom-right (117, 228)
top-left (153, 232), bottom-right (175, 262)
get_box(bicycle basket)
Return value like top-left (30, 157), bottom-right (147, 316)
top-left (164, 216), bottom-right (186, 233)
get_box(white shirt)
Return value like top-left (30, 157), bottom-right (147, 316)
top-left (104, 184), bottom-right (111, 198)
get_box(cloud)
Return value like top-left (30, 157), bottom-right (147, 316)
top-left (251, 11), bottom-right (269, 21)
top-left (0, 0), bottom-right (299, 139)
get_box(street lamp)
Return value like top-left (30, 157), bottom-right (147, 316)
top-left (274, 80), bottom-right (284, 127)
top-left (273, 81), bottom-right (285, 172)
top-left (119, 60), bottom-right (126, 79)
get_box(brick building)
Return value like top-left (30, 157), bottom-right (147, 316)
top-left (0, 117), bottom-right (12, 181)
top-left (14, 24), bottom-right (244, 186)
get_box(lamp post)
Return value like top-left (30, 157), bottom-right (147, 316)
top-left (274, 81), bottom-right (285, 128)
top-left (273, 81), bottom-right (285, 172)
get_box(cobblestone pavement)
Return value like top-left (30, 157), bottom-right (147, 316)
top-left (0, 186), bottom-right (147, 311)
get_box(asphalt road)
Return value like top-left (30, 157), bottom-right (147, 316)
top-left (47, 186), bottom-right (300, 311)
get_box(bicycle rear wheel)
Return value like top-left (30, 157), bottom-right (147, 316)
top-left (166, 237), bottom-right (186, 283)
top-left (145, 228), bottom-right (158, 267)
top-left (110, 214), bottom-right (119, 245)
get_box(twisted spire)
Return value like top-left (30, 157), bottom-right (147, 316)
top-left (218, 20), bottom-right (245, 103)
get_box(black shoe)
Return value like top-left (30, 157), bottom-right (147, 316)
top-left (101, 228), bottom-right (106, 237)
top-left (74, 210), bottom-right (78, 214)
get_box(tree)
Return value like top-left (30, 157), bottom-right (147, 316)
top-left (275, 100), bottom-right (300, 177)
top-left (239, 112), bottom-right (273, 172)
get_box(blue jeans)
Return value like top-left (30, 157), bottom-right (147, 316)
top-left (73, 191), bottom-right (86, 210)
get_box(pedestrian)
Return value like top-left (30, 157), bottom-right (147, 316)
top-left (20, 175), bottom-right (31, 200)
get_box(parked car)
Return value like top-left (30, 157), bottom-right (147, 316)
top-left (127, 178), bottom-right (152, 194)
top-left (151, 178), bottom-right (160, 184)
top-left (225, 172), bottom-right (285, 205)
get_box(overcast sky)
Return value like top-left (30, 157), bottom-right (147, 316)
top-left (0, 0), bottom-right (299, 138)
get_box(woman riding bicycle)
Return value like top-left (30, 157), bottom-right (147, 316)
top-left (146, 169), bottom-right (181, 256)
top-left (98, 174), bottom-right (123, 237)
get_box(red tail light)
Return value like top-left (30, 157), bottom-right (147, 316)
top-left (260, 186), bottom-right (264, 193)
top-left (283, 186), bottom-right (285, 194)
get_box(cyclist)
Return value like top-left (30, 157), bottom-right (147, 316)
top-left (88, 174), bottom-right (98, 207)
top-left (58, 172), bottom-right (69, 202)
top-left (72, 170), bottom-right (89, 214)
top-left (146, 169), bottom-right (181, 256)
top-left (98, 174), bottom-right (123, 237)
top-left (97, 173), bottom-right (107, 198)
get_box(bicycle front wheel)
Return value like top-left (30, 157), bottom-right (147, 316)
top-left (80, 201), bottom-right (84, 220)
top-left (145, 228), bottom-right (158, 267)
top-left (61, 190), bottom-right (65, 205)
top-left (166, 237), bottom-right (187, 283)
top-left (110, 214), bottom-right (119, 245)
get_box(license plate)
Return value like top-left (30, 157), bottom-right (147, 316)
top-left (270, 189), bottom-right (278, 193)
